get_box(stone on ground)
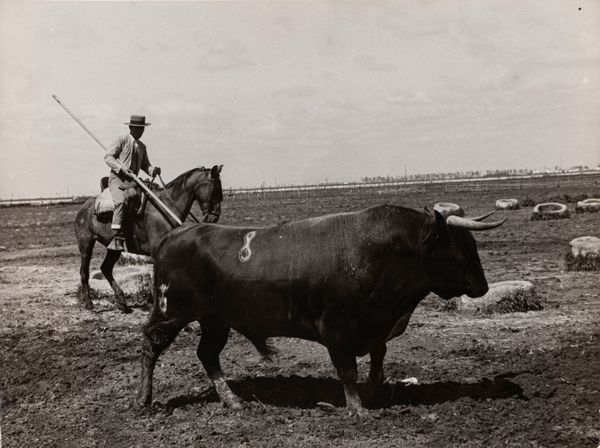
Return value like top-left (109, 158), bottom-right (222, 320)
top-left (90, 265), bottom-right (153, 295)
top-left (433, 202), bottom-right (465, 218)
top-left (575, 198), bottom-right (600, 214)
top-left (531, 202), bottom-right (570, 221)
top-left (495, 199), bottom-right (520, 210)
top-left (566, 236), bottom-right (600, 271)
top-left (450, 280), bottom-right (542, 314)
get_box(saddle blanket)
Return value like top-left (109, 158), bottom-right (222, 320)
top-left (95, 188), bottom-right (114, 216)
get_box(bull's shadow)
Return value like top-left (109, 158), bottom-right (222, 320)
top-left (164, 372), bottom-right (526, 410)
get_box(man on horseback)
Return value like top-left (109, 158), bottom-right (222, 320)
top-left (104, 115), bottom-right (161, 251)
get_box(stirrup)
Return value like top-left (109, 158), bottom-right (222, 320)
top-left (108, 236), bottom-right (125, 251)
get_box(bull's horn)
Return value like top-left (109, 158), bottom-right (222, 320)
top-left (470, 210), bottom-right (495, 222)
top-left (446, 215), bottom-right (507, 231)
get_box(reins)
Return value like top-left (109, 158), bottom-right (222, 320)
top-left (156, 174), bottom-right (201, 224)
top-left (155, 173), bottom-right (221, 225)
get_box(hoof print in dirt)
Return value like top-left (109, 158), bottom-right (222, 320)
top-left (449, 280), bottom-right (542, 314)
top-left (566, 236), bottom-right (600, 271)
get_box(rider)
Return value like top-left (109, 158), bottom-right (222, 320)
top-left (104, 115), bottom-right (161, 250)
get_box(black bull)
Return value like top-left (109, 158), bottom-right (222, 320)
top-left (135, 205), bottom-right (506, 413)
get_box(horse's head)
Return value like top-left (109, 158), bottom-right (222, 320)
top-left (191, 165), bottom-right (223, 223)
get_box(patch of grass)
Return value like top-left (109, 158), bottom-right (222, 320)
top-left (117, 253), bottom-right (154, 266)
top-left (480, 292), bottom-right (544, 315)
top-left (520, 197), bottom-right (537, 207)
top-left (565, 252), bottom-right (600, 271)
top-left (530, 211), bottom-right (570, 221)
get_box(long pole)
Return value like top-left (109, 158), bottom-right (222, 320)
top-left (52, 95), bottom-right (183, 226)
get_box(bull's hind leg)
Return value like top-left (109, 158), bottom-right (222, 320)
top-left (77, 238), bottom-right (96, 309)
top-left (100, 249), bottom-right (132, 313)
top-left (136, 313), bottom-right (188, 408)
top-left (197, 320), bottom-right (242, 409)
top-left (368, 343), bottom-right (387, 387)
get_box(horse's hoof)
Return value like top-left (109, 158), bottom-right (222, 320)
top-left (130, 397), bottom-right (150, 411)
top-left (83, 302), bottom-right (94, 310)
top-left (348, 407), bottom-right (369, 417)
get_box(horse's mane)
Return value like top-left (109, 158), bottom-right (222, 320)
top-left (165, 167), bottom-right (211, 195)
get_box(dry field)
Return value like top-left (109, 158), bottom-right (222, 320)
top-left (1, 184), bottom-right (599, 447)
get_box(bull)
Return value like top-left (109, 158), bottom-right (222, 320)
top-left (135, 205), bottom-right (505, 413)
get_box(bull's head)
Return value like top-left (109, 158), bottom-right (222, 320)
top-left (422, 209), bottom-right (505, 300)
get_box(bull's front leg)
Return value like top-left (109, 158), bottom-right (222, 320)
top-left (135, 316), bottom-right (186, 408)
top-left (327, 348), bottom-right (366, 416)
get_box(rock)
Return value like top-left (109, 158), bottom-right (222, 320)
top-left (118, 252), bottom-right (154, 265)
top-left (575, 198), bottom-right (600, 214)
top-left (451, 280), bottom-right (542, 314)
top-left (89, 265), bottom-right (153, 295)
top-left (566, 236), bottom-right (600, 271)
top-left (531, 202), bottom-right (570, 221)
top-left (495, 199), bottom-right (520, 210)
top-left (569, 236), bottom-right (600, 257)
top-left (433, 202), bottom-right (464, 218)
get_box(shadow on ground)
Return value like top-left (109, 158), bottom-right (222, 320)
top-left (162, 372), bottom-right (526, 410)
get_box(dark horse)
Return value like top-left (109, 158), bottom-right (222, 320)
top-left (74, 165), bottom-right (223, 312)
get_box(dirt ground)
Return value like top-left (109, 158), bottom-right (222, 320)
top-left (1, 186), bottom-right (599, 447)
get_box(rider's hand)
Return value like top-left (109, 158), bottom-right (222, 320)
top-left (151, 166), bottom-right (161, 176)
top-left (120, 168), bottom-right (134, 180)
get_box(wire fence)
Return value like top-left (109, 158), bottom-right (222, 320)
top-left (2, 171), bottom-right (599, 207)
top-left (225, 172), bottom-right (600, 200)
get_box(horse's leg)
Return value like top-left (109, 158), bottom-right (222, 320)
top-left (135, 313), bottom-right (188, 408)
top-left (197, 320), bottom-right (242, 409)
top-left (100, 249), bottom-right (132, 313)
top-left (77, 237), bottom-right (96, 310)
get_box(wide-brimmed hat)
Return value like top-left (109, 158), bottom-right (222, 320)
top-left (124, 115), bottom-right (151, 127)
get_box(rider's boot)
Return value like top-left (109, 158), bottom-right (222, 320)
top-left (108, 228), bottom-right (126, 252)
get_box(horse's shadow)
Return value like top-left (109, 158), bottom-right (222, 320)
top-left (163, 372), bottom-right (526, 410)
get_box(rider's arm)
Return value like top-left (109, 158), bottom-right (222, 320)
top-left (140, 147), bottom-right (154, 176)
top-left (104, 136), bottom-right (126, 174)
top-left (140, 147), bottom-right (160, 176)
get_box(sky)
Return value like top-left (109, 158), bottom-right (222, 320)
top-left (0, 0), bottom-right (598, 198)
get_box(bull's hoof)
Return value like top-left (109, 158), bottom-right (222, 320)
top-left (83, 301), bottom-right (94, 310)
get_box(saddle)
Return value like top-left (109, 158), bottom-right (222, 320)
top-left (94, 187), bottom-right (115, 219)
top-left (94, 177), bottom-right (156, 220)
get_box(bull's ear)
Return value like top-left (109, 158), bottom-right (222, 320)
top-left (211, 165), bottom-right (220, 177)
top-left (422, 211), bottom-right (449, 246)
top-left (217, 164), bottom-right (223, 173)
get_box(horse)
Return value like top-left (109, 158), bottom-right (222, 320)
top-left (74, 165), bottom-right (223, 313)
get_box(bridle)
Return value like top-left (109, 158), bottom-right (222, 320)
top-left (192, 177), bottom-right (222, 223)
top-left (157, 173), bottom-right (221, 225)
